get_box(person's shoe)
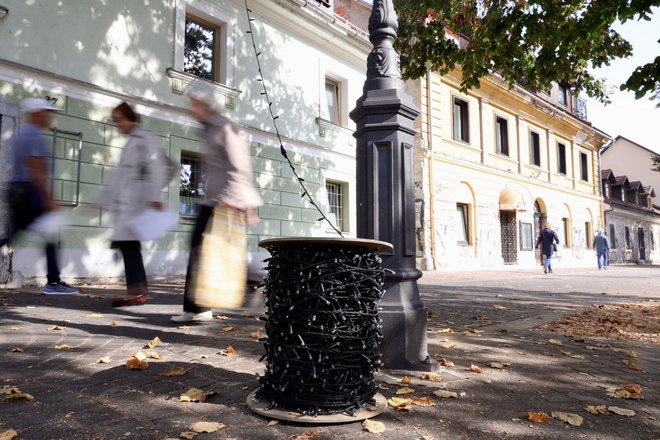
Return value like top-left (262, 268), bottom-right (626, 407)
top-left (170, 311), bottom-right (213, 323)
top-left (543, 268), bottom-right (548, 274)
top-left (112, 294), bottom-right (148, 307)
top-left (43, 281), bottom-right (80, 295)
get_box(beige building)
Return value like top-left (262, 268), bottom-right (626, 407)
top-left (602, 136), bottom-right (660, 197)
top-left (410, 70), bottom-right (611, 270)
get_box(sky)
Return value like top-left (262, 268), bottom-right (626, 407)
top-left (586, 7), bottom-right (660, 153)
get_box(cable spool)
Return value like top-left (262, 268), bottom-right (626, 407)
top-left (249, 238), bottom-right (392, 420)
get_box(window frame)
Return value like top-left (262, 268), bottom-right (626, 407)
top-left (452, 96), bottom-right (470, 144)
top-left (558, 84), bottom-right (569, 107)
top-left (562, 217), bottom-right (571, 247)
top-left (557, 142), bottom-right (567, 175)
top-left (495, 115), bottom-right (509, 156)
top-left (519, 221), bottom-right (533, 251)
top-left (580, 152), bottom-right (589, 182)
top-left (529, 130), bottom-right (541, 167)
top-left (179, 152), bottom-right (204, 218)
top-left (609, 224), bottom-right (617, 249)
top-left (456, 202), bottom-right (471, 245)
top-left (322, 77), bottom-right (341, 125)
top-left (184, 14), bottom-right (221, 83)
top-left (325, 180), bottom-right (348, 233)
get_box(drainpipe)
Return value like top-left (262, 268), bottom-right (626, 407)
top-left (598, 141), bottom-right (610, 229)
top-left (425, 67), bottom-right (438, 270)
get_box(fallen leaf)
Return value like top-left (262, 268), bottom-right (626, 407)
top-left (159, 367), bottom-right (189, 377)
top-left (549, 339), bottom-right (563, 345)
top-left (147, 351), bottom-right (161, 360)
top-left (421, 373), bottom-right (442, 382)
top-left (47, 325), bottom-right (63, 331)
top-left (0, 429), bottom-right (18, 440)
top-left (126, 356), bottom-right (149, 370)
top-left (111, 321), bottom-right (118, 327)
top-left (11, 347), bottom-right (24, 353)
top-left (401, 375), bottom-right (412, 385)
top-left (218, 346), bottom-right (236, 356)
top-left (292, 428), bottom-right (324, 440)
top-left (5, 389), bottom-right (34, 401)
top-left (608, 406), bottom-right (635, 417)
top-left (250, 331), bottom-right (261, 339)
top-left (396, 387), bottom-right (414, 395)
top-left (177, 325), bottom-right (191, 330)
top-left (552, 411), bottom-right (583, 426)
top-left (411, 396), bottom-right (435, 407)
top-left (437, 328), bottom-right (454, 334)
top-left (222, 326), bottom-right (236, 332)
top-left (387, 397), bottom-right (412, 411)
top-left (0, 386), bottom-right (21, 395)
top-left (179, 431), bottom-right (197, 439)
top-left (97, 356), bottom-right (111, 364)
top-left (438, 340), bottom-right (456, 349)
top-left (584, 405), bottom-right (609, 415)
top-left (487, 362), bottom-right (505, 369)
top-left (439, 358), bottom-right (454, 368)
top-left (493, 305), bottom-right (508, 310)
top-left (528, 412), bottom-right (549, 423)
top-left (469, 363), bottom-right (483, 374)
top-left (87, 313), bottom-right (103, 318)
top-left (607, 384), bottom-right (643, 400)
top-left (133, 351), bottom-right (147, 361)
top-left (266, 420), bottom-right (279, 426)
top-left (629, 363), bottom-right (641, 371)
top-left (215, 315), bottom-right (230, 320)
top-left (180, 388), bottom-right (209, 402)
top-left (433, 390), bottom-right (458, 398)
top-left (362, 419), bottom-right (386, 433)
top-left (190, 421), bottom-right (225, 433)
top-left (86, 294), bottom-right (103, 299)
top-left (53, 344), bottom-right (73, 350)
top-left (145, 337), bottom-right (161, 349)
top-left (625, 350), bottom-right (638, 358)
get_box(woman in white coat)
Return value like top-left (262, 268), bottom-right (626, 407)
top-left (106, 102), bottom-right (166, 307)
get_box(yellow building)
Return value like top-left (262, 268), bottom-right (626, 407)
top-left (410, 69), bottom-right (611, 270)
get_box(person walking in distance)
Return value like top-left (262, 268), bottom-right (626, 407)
top-left (102, 102), bottom-right (167, 307)
top-left (0, 98), bottom-right (79, 294)
top-left (536, 223), bottom-right (560, 274)
top-left (593, 229), bottom-right (610, 270)
top-left (171, 82), bottom-right (262, 323)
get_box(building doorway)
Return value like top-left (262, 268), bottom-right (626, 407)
top-left (500, 211), bottom-right (517, 264)
top-left (638, 227), bottom-right (646, 262)
top-left (533, 201), bottom-right (547, 264)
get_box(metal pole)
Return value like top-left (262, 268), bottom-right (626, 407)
top-left (350, 0), bottom-right (437, 372)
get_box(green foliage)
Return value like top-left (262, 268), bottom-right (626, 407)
top-left (652, 155), bottom-right (660, 172)
top-left (394, 0), bottom-right (660, 103)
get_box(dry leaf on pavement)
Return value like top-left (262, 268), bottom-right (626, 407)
top-left (133, 351), bottom-right (147, 361)
top-left (87, 313), bottom-right (103, 318)
top-left (47, 326), bottom-right (63, 331)
top-left (180, 388), bottom-right (211, 402)
top-left (179, 431), bottom-right (197, 439)
top-left (411, 396), bottom-right (435, 407)
top-left (396, 387), bottom-right (414, 395)
top-left (438, 340), bottom-right (456, 349)
top-left (147, 351), bottom-right (161, 360)
top-left (145, 337), bottom-right (161, 349)
top-left (10, 348), bottom-right (23, 353)
top-left (493, 305), bottom-right (508, 310)
top-left (401, 375), bottom-right (412, 384)
top-left (126, 356), bottom-right (149, 370)
top-left (218, 346), bottom-right (236, 356)
top-left (625, 350), bottom-right (638, 358)
top-left (222, 326), bottom-right (236, 332)
top-left (433, 390), bottom-right (458, 398)
top-left (362, 419), bottom-right (385, 433)
top-left (437, 328), bottom-right (454, 334)
top-left (159, 367), bottom-right (189, 377)
top-left (548, 339), bottom-right (563, 345)
top-left (438, 358), bottom-right (454, 368)
top-left (0, 429), bottom-right (18, 440)
top-left (53, 344), bottom-right (73, 350)
top-left (111, 321), bottom-right (118, 327)
top-left (469, 363), bottom-right (483, 374)
top-left (177, 325), bottom-right (191, 330)
top-left (628, 362), bottom-right (641, 371)
top-left (584, 405), bottom-right (609, 415)
top-left (551, 411), bottom-right (583, 426)
top-left (608, 406), bottom-right (635, 417)
top-left (528, 412), bottom-right (549, 423)
top-left (5, 389), bottom-right (34, 401)
top-left (387, 397), bottom-right (412, 411)
top-left (421, 372), bottom-right (442, 382)
top-left (250, 331), bottom-right (261, 339)
top-left (487, 362), bottom-right (508, 369)
top-left (293, 428), bottom-right (324, 440)
top-left (97, 356), bottom-right (111, 364)
top-left (266, 420), bottom-right (279, 426)
top-left (607, 384), bottom-right (643, 400)
top-left (190, 421), bottom-right (225, 433)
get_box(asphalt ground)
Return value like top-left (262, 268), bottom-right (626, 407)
top-left (0, 265), bottom-right (658, 440)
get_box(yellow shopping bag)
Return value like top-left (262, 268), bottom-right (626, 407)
top-left (191, 206), bottom-right (247, 309)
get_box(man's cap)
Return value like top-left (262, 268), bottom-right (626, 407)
top-left (20, 97), bottom-right (59, 114)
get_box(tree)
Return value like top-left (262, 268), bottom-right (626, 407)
top-left (652, 155), bottom-right (660, 172)
top-left (394, 0), bottom-right (660, 103)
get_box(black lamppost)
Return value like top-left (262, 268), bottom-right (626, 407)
top-left (350, 0), bottom-right (436, 371)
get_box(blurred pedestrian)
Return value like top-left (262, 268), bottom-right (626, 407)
top-left (593, 229), bottom-right (610, 270)
top-left (171, 82), bottom-right (262, 323)
top-left (0, 98), bottom-right (79, 294)
top-left (103, 102), bottom-right (166, 307)
top-left (536, 223), bottom-right (560, 274)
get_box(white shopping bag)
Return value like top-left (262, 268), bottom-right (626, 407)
top-left (127, 208), bottom-right (178, 241)
top-left (28, 211), bottom-right (68, 243)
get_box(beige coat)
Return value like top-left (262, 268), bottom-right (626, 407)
top-left (201, 113), bottom-right (263, 210)
top-left (102, 127), bottom-right (166, 241)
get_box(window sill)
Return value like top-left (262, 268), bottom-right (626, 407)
top-left (446, 138), bottom-right (480, 152)
top-left (316, 117), bottom-right (353, 138)
top-left (457, 242), bottom-right (473, 247)
top-left (167, 68), bottom-right (241, 110)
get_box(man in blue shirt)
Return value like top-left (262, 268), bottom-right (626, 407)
top-left (1, 98), bottom-right (78, 294)
top-left (593, 229), bottom-right (610, 270)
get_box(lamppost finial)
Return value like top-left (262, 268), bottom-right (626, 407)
top-left (365, 0), bottom-right (402, 92)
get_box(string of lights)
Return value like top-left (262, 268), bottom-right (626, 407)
top-left (243, 0), bottom-right (343, 237)
top-left (255, 243), bottom-right (386, 416)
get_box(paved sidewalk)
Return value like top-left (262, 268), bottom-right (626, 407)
top-left (0, 266), bottom-right (658, 439)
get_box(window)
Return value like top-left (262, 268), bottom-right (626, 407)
top-left (456, 203), bottom-right (471, 244)
top-left (557, 142), bottom-right (567, 175)
top-left (580, 152), bottom-right (589, 181)
top-left (530, 131), bottom-right (541, 166)
top-left (558, 84), bottom-right (569, 106)
top-left (184, 15), bottom-right (220, 82)
top-left (179, 154), bottom-right (204, 217)
top-left (562, 217), bottom-right (570, 246)
top-left (326, 181), bottom-right (347, 232)
top-left (452, 97), bottom-right (469, 143)
top-left (322, 78), bottom-right (340, 124)
top-left (609, 224), bottom-right (617, 249)
top-left (585, 222), bottom-right (592, 249)
top-left (625, 226), bottom-right (631, 249)
top-left (495, 116), bottom-right (509, 156)
top-left (519, 222), bottom-right (533, 251)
